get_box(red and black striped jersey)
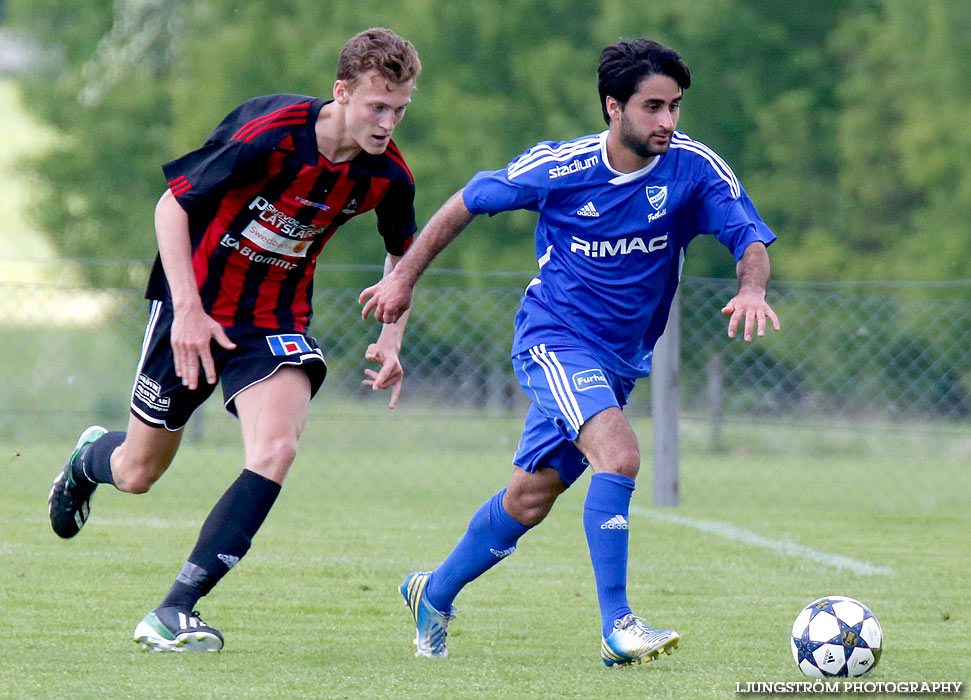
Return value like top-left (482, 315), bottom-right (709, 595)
top-left (146, 93), bottom-right (417, 333)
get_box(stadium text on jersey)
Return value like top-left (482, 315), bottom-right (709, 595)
top-left (548, 154), bottom-right (599, 179)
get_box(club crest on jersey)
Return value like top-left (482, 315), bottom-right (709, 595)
top-left (267, 334), bottom-right (312, 356)
top-left (572, 368), bottom-right (610, 392)
top-left (646, 185), bottom-right (668, 211)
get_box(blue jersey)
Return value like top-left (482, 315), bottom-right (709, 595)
top-left (463, 130), bottom-right (776, 378)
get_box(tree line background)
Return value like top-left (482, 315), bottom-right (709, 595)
top-left (5, 0), bottom-right (970, 287)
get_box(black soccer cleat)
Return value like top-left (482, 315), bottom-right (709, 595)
top-left (48, 425), bottom-right (107, 538)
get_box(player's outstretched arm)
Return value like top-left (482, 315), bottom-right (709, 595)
top-left (362, 254), bottom-right (411, 409)
top-left (156, 190), bottom-right (236, 389)
top-left (359, 189), bottom-right (476, 324)
top-left (721, 241), bottom-right (781, 342)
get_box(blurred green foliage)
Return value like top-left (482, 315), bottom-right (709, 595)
top-left (6, 0), bottom-right (971, 283)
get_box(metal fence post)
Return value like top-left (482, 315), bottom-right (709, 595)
top-left (651, 289), bottom-right (680, 507)
top-left (706, 350), bottom-right (725, 452)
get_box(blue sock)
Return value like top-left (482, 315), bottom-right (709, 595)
top-left (425, 488), bottom-right (529, 612)
top-left (583, 472), bottom-right (636, 637)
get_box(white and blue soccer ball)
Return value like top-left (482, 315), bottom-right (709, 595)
top-left (790, 596), bottom-right (883, 677)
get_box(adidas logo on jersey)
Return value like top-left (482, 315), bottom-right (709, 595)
top-left (600, 515), bottom-right (629, 530)
top-left (576, 201), bottom-right (600, 217)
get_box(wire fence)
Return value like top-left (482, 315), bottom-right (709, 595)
top-left (2, 256), bottom-right (969, 514)
top-left (1, 257), bottom-right (969, 443)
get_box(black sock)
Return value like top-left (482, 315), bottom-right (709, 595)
top-left (160, 469), bottom-right (282, 610)
top-left (73, 431), bottom-right (124, 486)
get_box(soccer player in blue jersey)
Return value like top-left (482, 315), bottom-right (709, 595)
top-left (361, 38), bottom-right (780, 666)
top-left (47, 28), bottom-right (421, 651)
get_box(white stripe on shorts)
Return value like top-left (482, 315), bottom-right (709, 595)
top-left (130, 300), bottom-right (163, 404)
top-left (528, 344), bottom-right (583, 432)
top-left (545, 347), bottom-right (584, 425)
top-left (129, 300), bottom-right (171, 428)
top-left (128, 299), bottom-right (171, 430)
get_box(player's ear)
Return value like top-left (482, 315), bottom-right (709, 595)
top-left (605, 96), bottom-right (623, 123)
top-left (334, 79), bottom-right (352, 105)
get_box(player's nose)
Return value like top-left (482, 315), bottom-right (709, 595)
top-left (378, 112), bottom-right (396, 131)
top-left (658, 108), bottom-right (675, 131)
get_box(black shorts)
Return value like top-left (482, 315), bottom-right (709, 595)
top-left (130, 300), bottom-right (327, 430)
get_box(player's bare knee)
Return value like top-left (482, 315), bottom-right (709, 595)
top-left (520, 493), bottom-right (557, 526)
top-left (245, 437), bottom-right (298, 479)
top-left (113, 462), bottom-right (163, 494)
top-left (590, 445), bottom-right (640, 479)
top-left (613, 446), bottom-right (641, 479)
top-left (505, 495), bottom-right (554, 527)
top-left (504, 472), bottom-right (564, 526)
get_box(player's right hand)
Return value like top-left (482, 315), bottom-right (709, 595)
top-left (171, 306), bottom-right (236, 390)
top-left (359, 275), bottom-right (414, 324)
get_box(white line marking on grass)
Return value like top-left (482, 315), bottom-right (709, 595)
top-left (21, 513), bottom-right (193, 529)
top-left (91, 516), bottom-right (194, 529)
top-left (630, 506), bottom-right (894, 576)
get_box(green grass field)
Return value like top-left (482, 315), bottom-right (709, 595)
top-left (1, 408), bottom-right (968, 699)
top-left (1, 74), bottom-right (967, 699)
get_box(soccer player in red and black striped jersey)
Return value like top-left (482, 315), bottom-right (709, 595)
top-left (48, 28), bottom-right (421, 651)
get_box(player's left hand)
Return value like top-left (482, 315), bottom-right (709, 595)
top-left (362, 342), bottom-right (404, 409)
top-left (721, 291), bottom-right (780, 342)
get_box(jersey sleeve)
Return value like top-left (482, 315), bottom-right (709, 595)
top-left (462, 148), bottom-right (545, 216)
top-left (161, 139), bottom-right (269, 216)
top-left (160, 95), bottom-right (317, 215)
top-left (694, 171), bottom-right (776, 260)
top-left (375, 180), bottom-right (418, 255)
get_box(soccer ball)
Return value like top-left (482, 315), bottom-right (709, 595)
top-left (790, 596), bottom-right (882, 677)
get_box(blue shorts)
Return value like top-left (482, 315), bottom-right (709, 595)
top-left (512, 344), bottom-right (636, 486)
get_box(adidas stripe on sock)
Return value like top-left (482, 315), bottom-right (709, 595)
top-left (583, 472), bottom-right (636, 637)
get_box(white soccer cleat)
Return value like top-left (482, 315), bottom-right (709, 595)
top-left (601, 614), bottom-right (679, 667)
top-left (133, 607), bottom-right (224, 652)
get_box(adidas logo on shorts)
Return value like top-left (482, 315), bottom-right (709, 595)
top-left (600, 515), bottom-right (629, 530)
